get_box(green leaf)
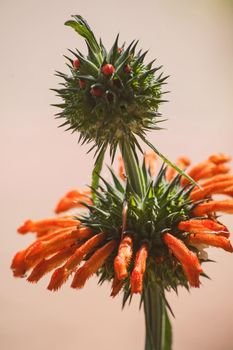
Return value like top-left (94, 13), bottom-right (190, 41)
top-left (91, 144), bottom-right (106, 203)
top-left (65, 15), bottom-right (100, 53)
top-left (162, 308), bottom-right (173, 350)
top-left (140, 136), bottom-right (199, 187)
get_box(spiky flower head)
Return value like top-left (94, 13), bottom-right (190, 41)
top-left (12, 153), bottom-right (233, 307)
top-left (53, 15), bottom-right (168, 160)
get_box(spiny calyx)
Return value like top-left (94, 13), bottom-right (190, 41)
top-left (53, 15), bottom-right (168, 159)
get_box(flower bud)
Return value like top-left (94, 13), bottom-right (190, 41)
top-left (73, 58), bottom-right (80, 70)
top-left (102, 64), bottom-right (115, 76)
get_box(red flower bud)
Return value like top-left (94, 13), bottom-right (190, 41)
top-left (101, 64), bottom-right (115, 76)
top-left (73, 58), bottom-right (80, 70)
top-left (124, 64), bottom-right (132, 73)
top-left (79, 79), bottom-right (86, 89)
top-left (118, 47), bottom-right (123, 54)
top-left (90, 86), bottom-right (104, 97)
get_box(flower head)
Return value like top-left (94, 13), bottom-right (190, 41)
top-left (53, 15), bottom-right (167, 161)
top-left (12, 153), bottom-right (233, 305)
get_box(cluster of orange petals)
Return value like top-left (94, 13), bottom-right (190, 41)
top-left (11, 153), bottom-right (233, 294)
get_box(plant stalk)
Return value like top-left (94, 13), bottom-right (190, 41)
top-left (144, 285), bottom-right (163, 350)
top-left (119, 138), bottom-right (144, 197)
top-left (119, 137), bottom-right (172, 350)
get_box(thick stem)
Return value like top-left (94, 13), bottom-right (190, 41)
top-left (144, 285), bottom-right (163, 350)
top-left (119, 138), bottom-right (172, 349)
top-left (119, 138), bottom-right (144, 197)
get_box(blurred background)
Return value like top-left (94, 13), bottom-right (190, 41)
top-left (1, 0), bottom-right (233, 349)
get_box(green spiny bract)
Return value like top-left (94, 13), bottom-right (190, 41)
top-left (53, 15), bottom-right (168, 160)
top-left (78, 161), bottom-right (202, 305)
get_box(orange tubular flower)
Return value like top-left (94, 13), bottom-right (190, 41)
top-left (18, 217), bottom-right (80, 237)
top-left (130, 244), bottom-right (148, 294)
top-left (27, 246), bottom-right (78, 283)
top-left (47, 232), bottom-right (106, 290)
top-left (144, 151), bottom-right (157, 176)
top-left (190, 180), bottom-right (233, 201)
top-left (178, 219), bottom-right (229, 238)
top-left (186, 233), bottom-right (233, 253)
top-left (114, 235), bottom-right (133, 280)
top-left (24, 227), bottom-right (92, 263)
top-left (55, 189), bottom-right (92, 214)
top-left (71, 240), bottom-right (117, 289)
top-left (163, 233), bottom-right (202, 288)
top-left (181, 154), bottom-right (230, 186)
top-left (11, 152), bottom-right (233, 297)
top-left (208, 153), bottom-right (231, 164)
top-left (193, 200), bottom-right (233, 216)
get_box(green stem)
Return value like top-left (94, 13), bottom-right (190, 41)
top-left (119, 137), bottom-right (172, 349)
top-left (144, 285), bottom-right (163, 350)
top-left (144, 285), bottom-right (172, 350)
top-left (119, 138), bottom-right (144, 197)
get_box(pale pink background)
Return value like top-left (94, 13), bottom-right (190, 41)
top-left (1, 1), bottom-right (233, 349)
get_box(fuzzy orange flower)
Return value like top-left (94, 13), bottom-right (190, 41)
top-left (12, 153), bottom-right (233, 297)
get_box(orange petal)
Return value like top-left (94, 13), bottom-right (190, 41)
top-left (17, 217), bottom-right (79, 236)
top-left (222, 186), bottom-right (233, 197)
top-left (144, 151), bottom-right (157, 177)
top-left (208, 154), bottom-right (231, 165)
top-left (178, 219), bottom-right (229, 238)
top-left (47, 232), bottom-right (106, 291)
top-left (37, 226), bottom-right (78, 242)
top-left (55, 189), bottom-right (92, 214)
top-left (118, 154), bottom-right (125, 181)
top-left (193, 200), bottom-right (233, 216)
top-left (25, 227), bottom-right (92, 263)
top-left (11, 249), bottom-right (34, 277)
top-left (71, 240), bottom-right (117, 289)
top-left (201, 174), bottom-right (233, 187)
top-left (186, 233), bottom-right (233, 252)
top-left (130, 244), bottom-right (148, 294)
top-left (181, 162), bottom-right (230, 186)
top-left (163, 233), bottom-right (202, 288)
top-left (190, 180), bottom-right (233, 201)
top-left (27, 246), bottom-right (78, 283)
top-left (114, 235), bottom-right (133, 280)
top-left (110, 276), bottom-right (124, 297)
top-left (166, 156), bottom-right (191, 182)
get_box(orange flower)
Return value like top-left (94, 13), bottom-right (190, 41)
top-left (186, 233), bottom-right (233, 252)
top-left (181, 154), bottom-right (230, 186)
top-left (114, 235), bottom-right (133, 280)
top-left (178, 219), bottom-right (229, 238)
top-left (130, 244), bottom-right (148, 293)
top-left (55, 189), bottom-right (92, 214)
top-left (193, 200), bottom-right (233, 216)
top-left (144, 151), bottom-right (157, 176)
top-left (71, 240), bottom-right (117, 289)
top-left (163, 233), bottom-right (202, 287)
top-left (47, 232), bottom-right (106, 290)
top-left (11, 152), bottom-right (233, 295)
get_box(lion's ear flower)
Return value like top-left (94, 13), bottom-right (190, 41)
top-left (12, 153), bottom-right (233, 299)
top-left (55, 189), bottom-right (92, 214)
top-left (53, 15), bottom-right (168, 164)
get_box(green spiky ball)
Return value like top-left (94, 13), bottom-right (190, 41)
top-left (53, 15), bottom-right (168, 158)
top-left (78, 162), bottom-right (204, 306)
